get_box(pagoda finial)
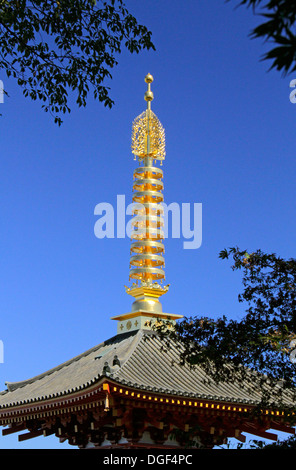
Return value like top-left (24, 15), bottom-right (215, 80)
top-left (131, 74), bottom-right (165, 163)
top-left (126, 74), bottom-right (169, 314)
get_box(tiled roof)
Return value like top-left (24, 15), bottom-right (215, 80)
top-left (0, 330), bottom-right (292, 409)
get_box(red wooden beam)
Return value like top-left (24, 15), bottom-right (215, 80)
top-left (269, 421), bottom-right (295, 435)
top-left (2, 423), bottom-right (26, 436)
top-left (241, 425), bottom-right (278, 442)
top-left (234, 431), bottom-right (246, 443)
top-left (18, 430), bottom-right (43, 442)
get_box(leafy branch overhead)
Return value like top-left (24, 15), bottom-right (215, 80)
top-left (232, 0), bottom-right (296, 74)
top-left (0, 0), bottom-right (155, 124)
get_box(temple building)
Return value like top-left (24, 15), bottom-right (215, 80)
top-left (0, 75), bottom-right (295, 449)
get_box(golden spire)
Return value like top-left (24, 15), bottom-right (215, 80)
top-left (126, 74), bottom-right (169, 314)
top-left (111, 74), bottom-right (183, 333)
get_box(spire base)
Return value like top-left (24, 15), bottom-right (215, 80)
top-left (110, 310), bottom-right (183, 335)
top-left (125, 283), bottom-right (169, 314)
top-left (110, 283), bottom-right (182, 335)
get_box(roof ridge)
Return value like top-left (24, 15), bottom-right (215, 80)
top-left (108, 330), bottom-right (158, 382)
top-left (102, 330), bottom-right (145, 378)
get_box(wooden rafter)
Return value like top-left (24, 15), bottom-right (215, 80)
top-left (2, 423), bottom-right (26, 436)
top-left (18, 429), bottom-right (43, 442)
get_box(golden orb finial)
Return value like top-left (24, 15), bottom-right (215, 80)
top-left (145, 73), bottom-right (153, 84)
top-left (144, 73), bottom-right (154, 103)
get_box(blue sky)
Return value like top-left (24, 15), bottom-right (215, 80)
top-left (0, 0), bottom-right (295, 448)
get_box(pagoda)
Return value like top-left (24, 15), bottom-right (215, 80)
top-left (0, 75), bottom-right (295, 449)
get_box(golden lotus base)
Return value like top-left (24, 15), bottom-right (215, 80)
top-left (111, 310), bottom-right (183, 335)
top-left (125, 284), bottom-right (170, 314)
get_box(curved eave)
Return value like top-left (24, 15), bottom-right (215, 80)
top-left (0, 330), bottom-right (294, 419)
top-left (98, 375), bottom-right (264, 408)
top-left (0, 373), bottom-right (261, 423)
top-left (0, 375), bottom-right (104, 411)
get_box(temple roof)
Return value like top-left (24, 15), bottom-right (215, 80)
top-left (0, 329), bottom-right (292, 411)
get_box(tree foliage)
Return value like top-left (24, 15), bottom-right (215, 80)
top-left (0, 0), bottom-right (155, 124)
top-left (231, 0), bottom-right (296, 75)
top-left (155, 247), bottom-right (296, 413)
